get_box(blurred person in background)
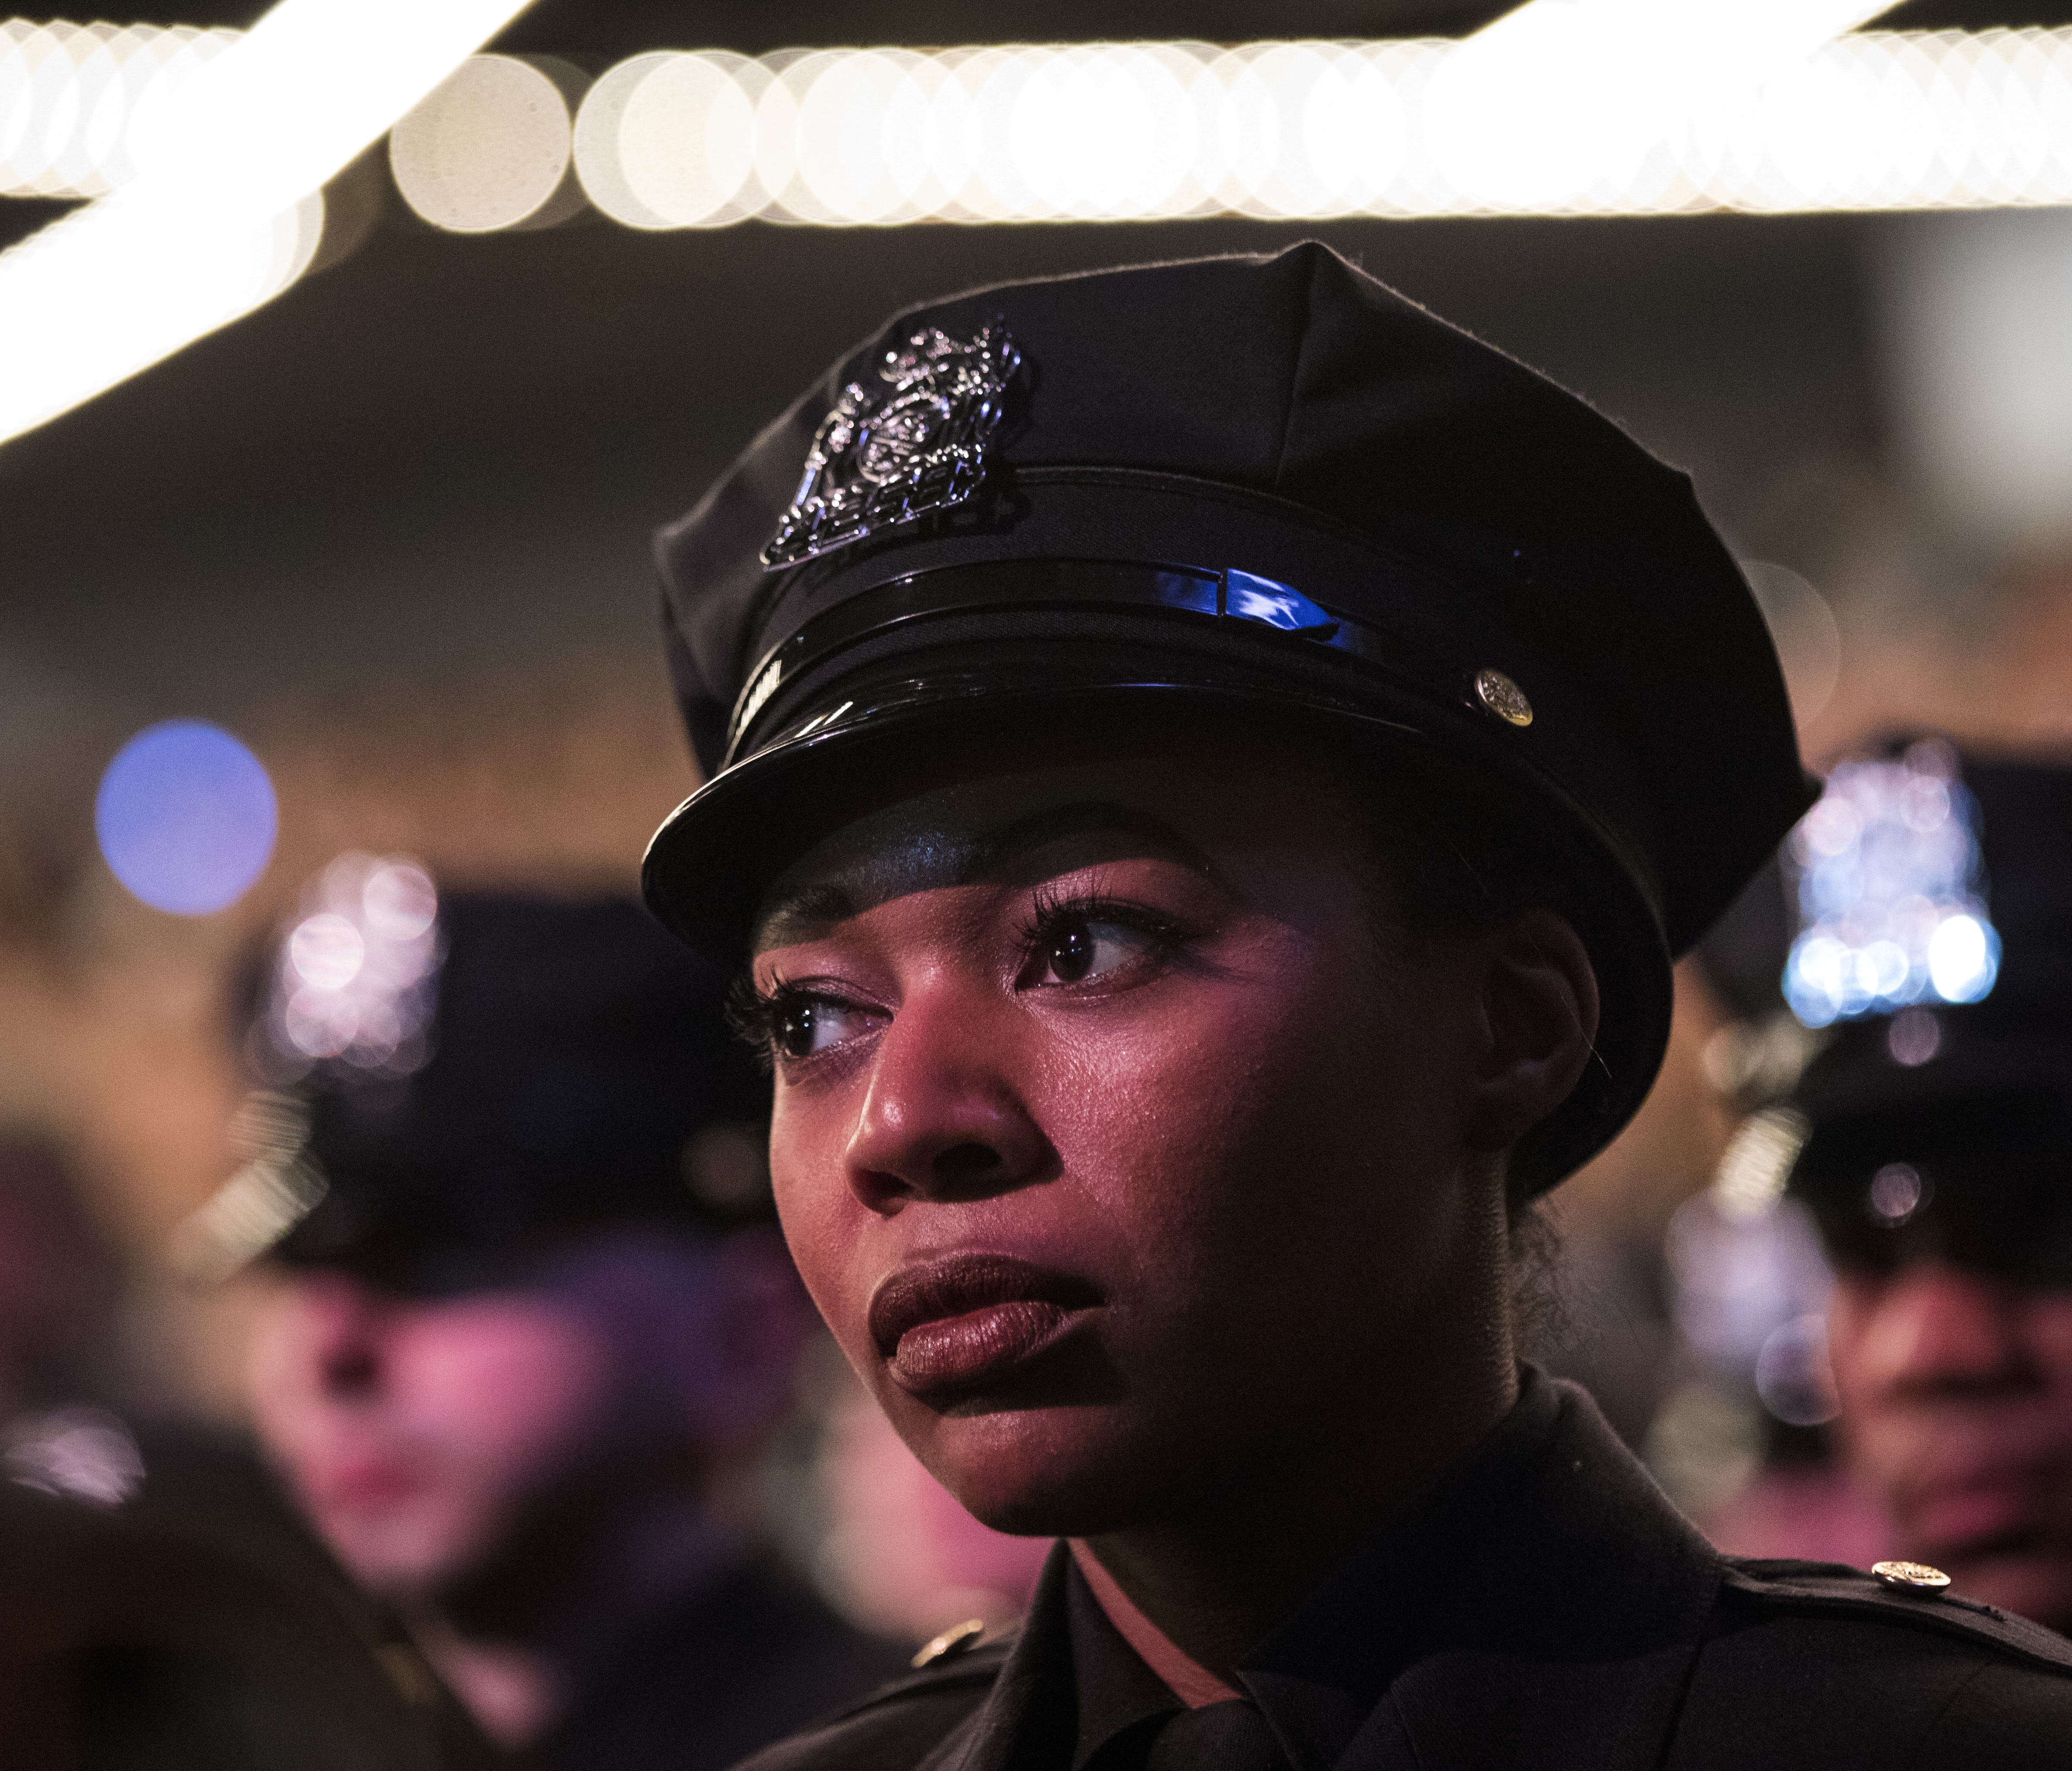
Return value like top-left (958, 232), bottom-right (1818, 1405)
top-left (2, 1470), bottom-right (496, 1771)
top-left (0, 1133), bottom-right (304, 1541)
top-left (223, 864), bottom-right (906, 1768)
top-left (0, 1139), bottom-right (116, 1426)
top-left (1775, 742), bottom-right (2072, 1631)
top-left (811, 1367), bottom-right (1050, 1643)
top-left (0, 1143), bottom-right (489, 1766)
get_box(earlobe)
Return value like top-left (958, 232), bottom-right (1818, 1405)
top-left (1462, 912), bottom-right (1600, 1152)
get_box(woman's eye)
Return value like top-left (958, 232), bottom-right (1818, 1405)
top-left (774, 996), bottom-right (876, 1059)
top-left (1036, 918), bottom-right (1151, 986)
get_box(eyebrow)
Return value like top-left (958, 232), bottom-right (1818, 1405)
top-left (754, 800), bottom-right (1209, 950)
top-left (965, 800), bottom-right (1209, 882)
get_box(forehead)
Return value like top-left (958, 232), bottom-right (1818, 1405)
top-left (751, 738), bottom-right (1355, 953)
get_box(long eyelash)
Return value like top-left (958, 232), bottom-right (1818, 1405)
top-left (1015, 882), bottom-right (1182, 956)
top-left (726, 972), bottom-right (794, 1075)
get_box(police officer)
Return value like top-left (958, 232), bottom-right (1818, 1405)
top-left (1779, 740), bottom-right (2072, 1633)
top-left (218, 868), bottom-right (907, 1769)
top-left (637, 244), bottom-right (2072, 1768)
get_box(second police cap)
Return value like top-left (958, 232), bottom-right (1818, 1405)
top-left (1740, 741), bottom-right (2072, 1283)
top-left (642, 241), bottom-right (1812, 1191)
top-left (202, 869), bottom-right (773, 1292)
top-left (1781, 743), bottom-right (2072, 1139)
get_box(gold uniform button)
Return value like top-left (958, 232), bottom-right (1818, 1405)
top-left (1872, 1559), bottom-right (1952, 1592)
top-left (1472, 668), bottom-right (1534, 728)
top-left (912, 1618), bottom-right (987, 1669)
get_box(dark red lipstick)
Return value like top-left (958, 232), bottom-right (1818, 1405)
top-left (868, 1254), bottom-right (1100, 1398)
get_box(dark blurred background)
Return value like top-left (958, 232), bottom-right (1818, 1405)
top-left (6, 0), bottom-right (2072, 1556)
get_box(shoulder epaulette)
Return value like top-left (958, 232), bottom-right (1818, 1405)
top-left (1720, 1557), bottom-right (2072, 1675)
top-left (821, 1636), bottom-right (1014, 1723)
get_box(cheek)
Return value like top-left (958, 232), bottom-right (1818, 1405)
top-left (2027, 1299), bottom-right (2072, 1385)
top-left (388, 1304), bottom-right (612, 1488)
top-left (770, 1090), bottom-right (873, 1366)
top-left (1824, 1282), bottom-right (1878, 1407)
top-left (1037, 945), bottom-right (1464, 1301)
top-left (245, 1308), bottom-right (324, 1471)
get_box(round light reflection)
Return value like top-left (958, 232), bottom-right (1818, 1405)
top-left (95, 720), bottom-right (276, 916)
top-left (389, 55), bottom-right (575, 234)
top-left (1928, 911), bottom-right (1999, 1003)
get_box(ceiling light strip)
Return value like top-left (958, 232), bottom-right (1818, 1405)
top-left (565, 27), bottom-right (2072, 229)
top-left (0, 0), bottom-right (536, 447)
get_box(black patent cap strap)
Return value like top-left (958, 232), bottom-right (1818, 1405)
top-left (725, 557), bottom-right (1464, 766)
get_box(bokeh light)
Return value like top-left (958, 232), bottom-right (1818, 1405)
top-left (574, 50), bottom-right (760, 229)
top-left (94, 719), bottom-right (277, 915)
top-left (389, 54), bottom-right (579, 233)
top-left (0, 0), bottom-right (531, 448)
top-left (260, 854), bottom-right (442, 1079)
top-left (1743, 560), bottom-right (1842, 728)
top-left (0, 19), bottom-right (239, 198)
top-left (1753, 1313), bottom-right (1842, 1427)
top-left (551, 22), bottom-right (2072, 229)
top-left (1783, 742), bottom-right (2003, 1028)
top-left (6, 14), bottom-right (2072, 250)
top-left (1868, 1161), bottom-right (1929, 1225)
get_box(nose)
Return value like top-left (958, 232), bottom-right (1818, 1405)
top-left (297, 1273), bottom-right (387, 1401)
top-left (1843, 1261), bottom-right (2032, 1402)
top-left (842, 983), bottom-right (1051, 1212)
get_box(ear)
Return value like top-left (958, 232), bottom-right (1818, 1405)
top-left (1461, 910), bottom-right (1600, 1153)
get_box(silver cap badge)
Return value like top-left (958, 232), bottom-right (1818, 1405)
top-left (761, 321), bottom-right (1021, 570)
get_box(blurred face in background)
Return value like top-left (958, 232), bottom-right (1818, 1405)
top-left (1828, 1259), bottom-right (2072, 1629)
top-left (246, 1228), bottom-right (808, 1602)
top-left (248, 1267), bottom-right (613, 1597)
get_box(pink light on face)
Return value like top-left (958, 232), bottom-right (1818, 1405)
top-left (246, 1272), bottom-right (612, 1599)
top-left (1828, 1263), bottom-right (2072, 1632)
top-left (817, 1380), bottom-right (1050, 1640)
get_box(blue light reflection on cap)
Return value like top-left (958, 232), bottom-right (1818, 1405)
top-left (1783, 739), bottom-right (2000, 1029)
top-left (95, 720), bottom-right (278, 915)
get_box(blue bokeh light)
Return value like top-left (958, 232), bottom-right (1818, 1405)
top-left (1781, 741), bottom-right (2000, 1028)
top-left (95, 720), bottom-right (277, 915)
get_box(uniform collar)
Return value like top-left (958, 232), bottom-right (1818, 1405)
top-left (924, 1369), bottom-right (1723, 1771)
top-left (1062, 1561), bottom-right (1187, 1769)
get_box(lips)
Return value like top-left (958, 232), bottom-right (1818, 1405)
top-left (1904, 1459), bottom-right (2056, 1555)
top-left (1911, 1478), bottom-right (2042, 1552)
top-left (869, 1253), bottom-right (1100, 1397)
top-left (317, 1451), bottom-right (421, 1514)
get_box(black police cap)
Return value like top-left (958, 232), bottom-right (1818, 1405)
top-left (246, 890), bottom-right (771, 1291)
top-left (1693, 741), bottom-right (2072, 1278)
top-left (642, 241), bottom-right (1810, 1190)
top-left (1789, 746), bottom-right (2072, 1138)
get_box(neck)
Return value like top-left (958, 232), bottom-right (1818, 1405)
top-left (1069, 1539), bottom-right (1242, 1707)
top-left (1078, 1279), bottom-right (1518, 1677)
top-left (407, 1619), bottom-right (564, 1749)
top-left (416, 1489), bottom-right (745, 1742)
top-left (443, 1477), bottom-right (741, 1643)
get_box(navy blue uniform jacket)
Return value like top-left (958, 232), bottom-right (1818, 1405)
top-left (732, 1373), bottom-right (2072, 1770)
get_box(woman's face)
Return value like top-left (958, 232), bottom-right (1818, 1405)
top-left (749, 736), bottom-right (1512, 1536)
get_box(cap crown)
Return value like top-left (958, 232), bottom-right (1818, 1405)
top-left (659, 241), bottom-right (1806, 957)
top-left (257, 893), bottom-right (768, 1282)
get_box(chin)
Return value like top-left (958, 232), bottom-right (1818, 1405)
top-left (901, 1401), bottom-right (1179, 1539)
top-left (324, 1510), bottom-right (476, 1600)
